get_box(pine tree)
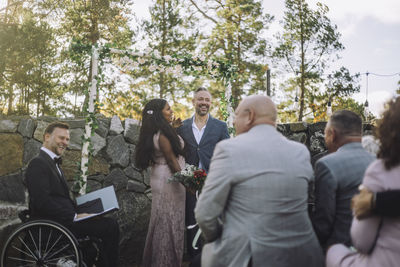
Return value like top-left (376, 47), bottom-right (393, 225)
top-left (273, 0), bottom-right (344, 121)
top-left (103, 0), bottom-right (200, 119)
top-left (189, 0), bottom-right (272, 109)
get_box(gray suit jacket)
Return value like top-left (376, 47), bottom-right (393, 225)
top-left (312, 142), bottom-right (375, 249)
top-left (195, 124), bottom-right (324, 267)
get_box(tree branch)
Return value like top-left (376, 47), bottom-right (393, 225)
top-left (188, 0), bottom-right (218, 24)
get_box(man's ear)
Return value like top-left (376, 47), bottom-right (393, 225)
top-left (246, 109), bottom-right (256, 125)
top-left (43, 133), bottom-right (50, 143)
top-left (330, 128), bottom-right (338, 143)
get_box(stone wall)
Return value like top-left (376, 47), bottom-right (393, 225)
top-left (0, 116), bottom-right (374, 265)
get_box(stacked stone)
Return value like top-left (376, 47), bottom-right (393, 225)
top-left (0, 116), bottom-right (374, 265)
top-left (0, 115), bottom-right (151, 265)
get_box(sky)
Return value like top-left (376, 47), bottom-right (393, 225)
top-left (1, 0), bottom-right (399, 117)
top-left (132, 0), bottom-right (400, 117)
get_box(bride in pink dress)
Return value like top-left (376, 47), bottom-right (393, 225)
top-left (135, 99), bottom-right (186, 267)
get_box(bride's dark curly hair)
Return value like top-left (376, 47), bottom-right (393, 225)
top-left (376, 96), bottom-right (400, 170)
top-left (135, 99), bottom-right (183, 170)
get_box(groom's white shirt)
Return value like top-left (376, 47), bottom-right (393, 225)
top-left (191, 114), bottom-right (209, 169)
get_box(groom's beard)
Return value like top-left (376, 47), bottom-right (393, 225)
top-left (196, 104), bottom-right (209, 116)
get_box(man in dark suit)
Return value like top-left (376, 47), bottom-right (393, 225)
top-left (177, 87), bottom-right (229, 266)
top-left (311, 110), bottom-right (375, 251)
top-left (25, 121), bottom-right (119, 267)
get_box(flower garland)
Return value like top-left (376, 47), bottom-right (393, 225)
top-left (70, 41), bottom-right (238, 194)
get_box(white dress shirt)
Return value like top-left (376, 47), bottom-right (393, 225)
top-left (192, 114), bottom-right (209, 169)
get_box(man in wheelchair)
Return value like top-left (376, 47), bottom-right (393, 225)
top-left (24, 121), bottom-right (120, 267)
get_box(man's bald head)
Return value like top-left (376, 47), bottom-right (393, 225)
top-left (234, 95), bottom-right (277, 135)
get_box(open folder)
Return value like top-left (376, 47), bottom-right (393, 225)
top-left (74, 185), bottom-right (119, 222)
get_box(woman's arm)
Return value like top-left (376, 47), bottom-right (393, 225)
top-left (351, 161), bottom-right (383, 254)
top-left (159, 133), bottom-right (181, 173)
top-left (350, 212), bottom-right (381, 253)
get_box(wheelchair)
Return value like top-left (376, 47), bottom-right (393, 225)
top-left (1, 210), bottom-right (101, 267)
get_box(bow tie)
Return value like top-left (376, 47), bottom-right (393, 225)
top-left (54, 157), bottom-right (62, 165)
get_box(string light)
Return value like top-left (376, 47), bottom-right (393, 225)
top-left (364, 71), bottom-right (369, 120)
top-left (327, 99), bottom-right (332, 117)
top-left (294, 93), bottom-right (299, 110)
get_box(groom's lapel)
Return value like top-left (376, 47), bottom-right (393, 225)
top-left (199, 115), bottom-right (214, 146)
top-left (185, 117), bottom-right (198, 145)
top-left (40, 150), bottom-right (70, 194)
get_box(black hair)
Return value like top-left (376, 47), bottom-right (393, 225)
top-left (135, 99), bottom-right (183, 170)
top-left (330, 110), bottom-right (362, 136)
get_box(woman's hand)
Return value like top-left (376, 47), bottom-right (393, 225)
top-left (352, 188), bottom-right (374, 219)
top-left (171, 117), bottom-right (182, 128)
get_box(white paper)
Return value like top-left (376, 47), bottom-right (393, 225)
top-left (74, 185), bottom-right (119, 222)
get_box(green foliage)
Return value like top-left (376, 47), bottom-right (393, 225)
top-left (273, 0), bottom-right (344, 121)
top-left (114, 0), bottom-right (201, 118)
top-left (0, 6), bottom-right (61, 116)
top-left (56, 0), bottom-right (134, 115)
top-left (189, 0), bottom-right (273, 109)
top-left (277, 67), bottom-right (365, 122)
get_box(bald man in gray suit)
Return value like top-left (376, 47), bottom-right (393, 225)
top-left (195, 96), bottom-right (324, 267)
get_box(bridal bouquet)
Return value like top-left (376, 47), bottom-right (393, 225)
top-left (169, 164), bottom-right (207, 194)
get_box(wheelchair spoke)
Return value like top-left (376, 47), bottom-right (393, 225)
top-left (45, 243), bottom-right (72, 260)
top-left (42, 228), bottom-right (54, 259)
top-left (42, 232), bottom-right (63, 259)
top-left (2, 221), bottom-right (81, 267)
top-left (17, 236), bottom-right (38, 260)
top-left (10, 245), bottom-right (37, 260)
top-left (38, 227), bottom-right (42, 258)
top-left (28, 229), bottom-right (40, 258)
top-left (6, 255), bottom-right (36, 264)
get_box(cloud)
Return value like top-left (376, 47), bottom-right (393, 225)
top-left (309, 0), bottom-right (400, 24)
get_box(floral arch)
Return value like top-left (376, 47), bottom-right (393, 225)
top-left (70, 42), bottom-right (237, 194)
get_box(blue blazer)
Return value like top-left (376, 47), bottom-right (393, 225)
top-left (177, 115), bottom-right (229, 172)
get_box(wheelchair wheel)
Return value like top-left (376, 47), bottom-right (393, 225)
top-left (1, 220), bottom-right (82, 267)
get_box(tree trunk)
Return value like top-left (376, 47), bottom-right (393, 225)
top-left (159, 0), bottom-right (167, 98)
top-left (36, 91), bottom-right (41, 117)
top-left (7, 87), bottom-right (13, 115)
top-left (26, 88), bottom-right (30, 114)
top-left (298, 0), bottom-right (306, 122)
top-left (82, 0), bottom-right (100, 113)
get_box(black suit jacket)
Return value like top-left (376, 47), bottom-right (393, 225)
top-left (375, 190), bottom-right (400, 217)
top-left (25, 150), bottom-right (76, 226)
top-left (177, 115), bottom-right (229, 172)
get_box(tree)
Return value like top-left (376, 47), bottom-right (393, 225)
top-left (57, 0), bottom-right (134, 114)
top-left (311, 67), bottom-right (361, 121)
top-left (189, 0), bottom-right (272, 109)
top-left (103, 0), bottom-right (201, 119)
top-left (273, 0), bottom-right (344, 121)
top-left (277, 67), bottom-right (364, 122)
top-left (142, 0), bottom-right (198, 98)
top-left (0, 2), bottom-right (61, 116)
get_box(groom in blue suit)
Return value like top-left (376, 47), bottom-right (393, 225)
top-left (177, 87), bottom-right (229, 265)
